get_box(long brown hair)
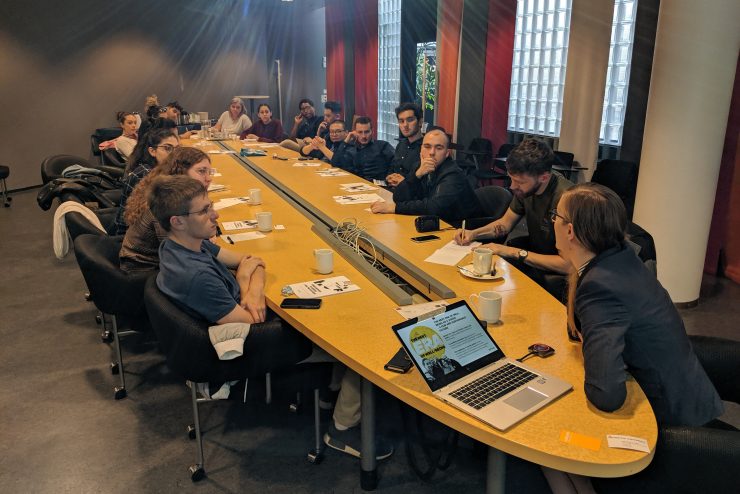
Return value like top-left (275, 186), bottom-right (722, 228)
top-left (562, 182), bottom-right (627, 338)
top-left (124, 147), bottom-right (210, 226)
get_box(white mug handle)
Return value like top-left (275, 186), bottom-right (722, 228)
top-left (468, 294), bottom-right (479, 311)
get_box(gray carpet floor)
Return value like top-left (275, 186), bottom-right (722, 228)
top-left (1, 189), bottom-right (737, 493)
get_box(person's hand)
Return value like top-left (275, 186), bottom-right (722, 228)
top-left (294, 114), bottom-right (304, 125)
top-left (180, 130), bottom-right (195, 139)
top-left (317, 121), bottom-right (328, 135)
top-left (370, 200), bottom-right (395, 214)
top-left (344, 131), bottom-right (357, 144)
top-left (454, 228), bottom-right (476, 245)
top-left (479, 242), bottom-right (514, 258)
top-left (241, 288), bottom-right (266, 323)
top-left (311, 136), bottom-right (325, 150)
top-left (236, 256), bottom-right (265, 281)
top-left (415, 157), bottom-right (436, 178)
top-left (246, 134), bottom-right (258, 139)
top-left (386, 173), bottom-right (405, 187)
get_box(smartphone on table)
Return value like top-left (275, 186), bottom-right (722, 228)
top-left (411, 234), bottom-right (440, 243)
top-left (280, 298), bottom-right (322, 309)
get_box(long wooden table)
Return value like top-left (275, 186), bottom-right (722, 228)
top-left (187, 138), bottom-right (657, 491)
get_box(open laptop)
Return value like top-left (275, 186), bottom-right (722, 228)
top-left (392, 300), bottom-right (572, 430)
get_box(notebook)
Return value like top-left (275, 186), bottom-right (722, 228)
top-left (392, 300), bottom-right (572, 430)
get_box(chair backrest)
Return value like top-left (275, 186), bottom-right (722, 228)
top-left (90, 128), bottom-right (123, 157)
top-left (41, 155), bottom-right (94, 184)
top-left (496, 143), bottom-right (516, 158)
top-left (468, 138), bottom-right (493, 156)
top-left (626, 221), bottom-right (657, 274)
top-left (592, 159), bottom-right (639, 218)
top-left (73, 234), bottom-right (151, 316)
top-left (66, 211), bottom-right (106, 240)
top-left (102, 148), bottom-right (126, 168)
top-left (474, 186), bottom-right (513, 220)
top-left (688, 335), bottom-right (740, 404)
top-left (553, 151), bottom-right (574, 168)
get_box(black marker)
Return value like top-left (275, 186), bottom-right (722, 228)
top-left (226, 236), bottom-right (234, 245)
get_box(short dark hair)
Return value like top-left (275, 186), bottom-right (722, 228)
top-left (257, 103), bottom-right (272, 113)
top-left (324, 101), bottom-right (341, 114)
top-left (116, 111), bottom-right (135, 123)
top-left (329, 120), bottom-right (346, 131)
top-left (395, 102), bottom-right (422, 120)
top-left (148, 175), bottom-right (207, 232)
top-left (354, 116), bottom-right (372, 129)
top-left (166, 101), bottom-right (184, 113)
top-left (298, 98), bottom-right (314, 110)
top-left (424, 126), bottom-right (450, 147)
top-left (506, 138), bottom-right (555, 176)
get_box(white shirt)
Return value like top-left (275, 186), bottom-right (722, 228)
top-left (217, 112), bottom-right (252, 135)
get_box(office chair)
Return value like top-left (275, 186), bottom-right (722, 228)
top-left (73, 234), bottom-right (153, 400)
top-left (592, 159), bottom-right (639, 220)
top-left (463, 186), bottom-right (513, 232)
top-left (102, 148), bottom-right (127, 169)
top-left (143, 277), bottom-right (323, 481)
top-left (41, 154), bottom-right (123, 184)
top-left (91, 127), bottom-right (122, 165)
top-left (0, 165), bottom-right (11, 207)
top-left (496, 143), bottom-right (516, 159)
top-left (627, 222), bottom-right (657, 275)
top-left (593, 335), bottom-right (740, 494)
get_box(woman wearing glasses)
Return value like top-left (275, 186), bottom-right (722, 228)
top-left (213, 97), bottom-right (252, 136)
top-left (119, 147), bottom-right (213, 271)
top-left (239, 104), bottom-right (284, 142)
top-left (113, 128), bottom-right (180, 235)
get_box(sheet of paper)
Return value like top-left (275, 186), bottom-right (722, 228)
top-left (288, 276), bottom-right (360, 298)
top-left (395, 301), bottom-right (450, 320)
top-left (224, 232), bottom-right (266, 243)
top-left (256, 143), bottom-right (280, 148)
top-left (339, 183), bottom-right (378, 192)
top-left (317, 168), bottom-right (350, 177)
top-left (213, 197), bottom-right (250, 211)
top-left (424, 241), bottom-right (481, 266)
top-left (221, 219), bottom-right (257, 231)
top-left (292, 161), bottom-right (322, 167)
top-left (274, 224), bottom-right (286, 230)
top-left (333, 193), bottom-right (385, 205)
top-left (207, 150), bottom-right (236, 154)
top-left (606, 435), bottom-right (650, 453)
top-left (207, 183), bottom-right (227, 192)
top-left (372, 179), bottom-right (388, 186)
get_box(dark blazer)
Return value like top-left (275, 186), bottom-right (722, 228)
top-left (575, 244), bottom-right (723, 426)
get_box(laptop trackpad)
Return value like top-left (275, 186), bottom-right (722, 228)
top-left (504, 387), bottom-right (547, 412)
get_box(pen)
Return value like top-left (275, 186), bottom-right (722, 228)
top-left (226, 236), bottom-right (234, 244)
top-left (461, 220), bottom-right (466, 242)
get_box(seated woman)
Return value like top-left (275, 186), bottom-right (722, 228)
top-left (239, 104), bottom-right (284, 142)
top-left (553, 182), bottom-right (723, 426)
top-left (119, 147), bottom-right (213, 272)
top-left (114, 111), bottom-right (138, 160)
top-left (141, 94), bottom-right (195, 139)
top-left (113, 127), bottom-right (179, 235)
top-left (213, 97), bottom-right (252, 136)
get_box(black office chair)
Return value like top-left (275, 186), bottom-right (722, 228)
top-left (496, 143), bottom-right (516, 159)
top-left (464, 186), bottom-right (513, 232)
top-left (627, 222), bottom-right (657, 275)
top-left (593, 335), bottom-right (740, 494)
top-left (40, 154), bottom-right (123, 184)
top-left (91, 127), bottom-right (122, 165)
top-left (73, 234), bottom-right (153, 400)
top-left (592, 159), bottom-right (639, 220)
top-left (0, 165), bottom-right (11, 207)
top-left (102, 148), bottom-right (127, 169)
top-left (143, 277), bottom-right (323, 481)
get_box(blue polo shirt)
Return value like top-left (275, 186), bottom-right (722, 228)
top-left (156, 239), bottom-right (240, 323)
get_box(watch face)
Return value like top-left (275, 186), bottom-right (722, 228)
top-left (519, 250), bottom-right (528, 258)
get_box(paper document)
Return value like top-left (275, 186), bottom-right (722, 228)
top-left (292, 162), bottom-right (322, 167)
top-left (287, 276), bottom-right (360, 298)
top-left (221, 219), bottom-right (257, 231)
top-left (317, 168), bottom-right (350, 177)
top-left (372, 179), bottom-right (388, 186)
top-left (207, 150), bottom-right (236, 154)
top-left (339, 183), bottom-right (378, 192)
top-left (395, 301), bottom-right (450, 320)
top-left (333, 194), bottom-right (384, 205)
top-left (224, 232), bottom-right (266, 243)
top-left (207, 183), bottom-right (227, 192)
top-left (606, 435), bottom-right (650, 453)
top-left (213, 197), bottom-right (250, 210)
top-left (424, 240), bottom-right (481, 266)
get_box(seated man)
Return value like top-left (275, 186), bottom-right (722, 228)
top-left (316, 100), bottom-right (342, 140)
top-left (149, 174), bottom-right (392, 460)
top-left (370, 127), bottom-right (481, 226)
top-left (281, 98), bottom-right (323, 152)
top-left (454, 138), bottom-right (574, 298)
top-left (331, 116), bottom-right (394, 181)
top-left (386, 102), bottom-right (423, 187)
top-left (300, 119), bottom-right (347, 162)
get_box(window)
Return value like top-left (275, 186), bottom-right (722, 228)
top-left (600, 0), bottom-right (637, 145)
top-left (377, 0), bottom-right (402, 143)
top-left (508, 0), bottom-right (572, 137)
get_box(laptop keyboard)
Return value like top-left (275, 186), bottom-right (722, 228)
top-left (449, 363), bottom-right (537, 410)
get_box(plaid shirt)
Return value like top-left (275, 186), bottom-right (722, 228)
top-left (112, 163), bottom-right (153, 235)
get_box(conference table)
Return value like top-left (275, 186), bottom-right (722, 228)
top-left (184, 137), bottom-right (657, 493)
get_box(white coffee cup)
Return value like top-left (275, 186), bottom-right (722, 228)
top-left (469, 291), bottom-right (502, 324)
top-left (256, 212), bottom-right (272, 232)
top-left (249, 188), bottom-right (262, 205)
top-left (314, 248), bottom-right (334, 274)
top-left (472, 247), bottom-right (494, 276)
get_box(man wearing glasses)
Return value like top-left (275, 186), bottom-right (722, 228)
top-left (454, 138), bottom-right (573, 299)
top-left (282, 98), bottom-right (323, 152)
top-left (300, 119), bottom-right (348, 161)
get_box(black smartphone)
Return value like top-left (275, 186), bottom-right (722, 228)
top-left (384, 348), bottom-right (413, 373)
top-left (411, 234), bottom-right (440, 243)
top-left (280, 298), bottom-right (322, 309)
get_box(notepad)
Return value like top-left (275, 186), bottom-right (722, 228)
top-left (424, 241), bottom-right (481, 266)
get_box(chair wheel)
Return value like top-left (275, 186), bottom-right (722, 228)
top-left (85, 292), bottom-right (92, 301)
top-left (289, 403), bottom-right (301, 413)
top-left (187, 424), bottom-right (196, 440)
top-left (307, 450), bottom-right (323, 464)
top-left (101, 330), bottom-right (112, 342)
top-left (189, 464), bottom-right (206, 482)
top-left (114, 387), bottom-right (127, 400)
top-left (110, 362), bottom-right (119, 375)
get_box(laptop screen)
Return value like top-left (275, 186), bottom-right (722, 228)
top-left (392, 300), bottom-right (506, 392)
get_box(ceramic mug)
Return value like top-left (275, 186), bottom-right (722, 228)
top-left (249, 188), bottom-right (262, 205)
top-left (314, 248), bottom-right (334, 274)
top-left (256, 212), bottom-right (272, 232)
top-left (472, 247), bottom-right (494, 276)
top-left (469, 291), bottom-right (502, 323)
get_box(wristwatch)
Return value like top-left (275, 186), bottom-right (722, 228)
top-left (517, 249), bottom-right (529, 262)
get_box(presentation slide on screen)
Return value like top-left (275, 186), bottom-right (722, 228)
top-left (398, 306), bottom-right (498, 383)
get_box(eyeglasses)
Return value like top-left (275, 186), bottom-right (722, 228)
top-left (300, 105), bottom-right (313, 111)
top-left (549, 208), bottom-right (569, 223)
top-left (178, 202), bottom-right (214, 217)
top-left (329, 129), bottom-right (346, 135)
top-left (193, 167), bottom-right (215, 176)
top-left (156, 144), bottom-right (178, 153)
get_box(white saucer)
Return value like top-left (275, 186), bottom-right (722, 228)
top-left (458, 263), bottom-right (502, 280)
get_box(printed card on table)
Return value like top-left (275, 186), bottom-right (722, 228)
top-left (317, 168), bottom-right (350, 177)
top-left (221, 219), bottom-right (257, 231)
top-left (339, 183), bottom-right (378, 192)
top-left (288, 276), bottom-right (360, 298)
top-left (333, 194), bottom-right (385, 205)
top-left (292, 162), bottom-right (322, 167)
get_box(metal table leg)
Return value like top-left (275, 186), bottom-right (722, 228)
top-left (486, 447), bottom-right (507, 494)
top-left (360, 377), bottom-right (377, 490)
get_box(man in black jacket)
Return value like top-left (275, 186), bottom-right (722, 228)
top-left (330, 116), bottom-right (394, 181)
top-left (370, 127), bottom-right (480, 225)
top-left (386, 102), bottom-right (423, 187)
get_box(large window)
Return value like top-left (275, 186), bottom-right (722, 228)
top-left (377, 0), bottom-right (402, 143)
top-left (508, 0), bottom-right (637, 145)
